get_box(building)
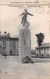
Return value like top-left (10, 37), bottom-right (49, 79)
top-left (36, 43), bottom-right (50, 57)
top-left (0, 33), bottom-right (19, 55)
top-left (31, 50), bottom-right (36, 57)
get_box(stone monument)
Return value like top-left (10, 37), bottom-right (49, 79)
top-left (19, 9), bottom-right (33, 63)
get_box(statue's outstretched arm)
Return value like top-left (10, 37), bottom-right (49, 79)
top-left (27, 12), bottom-right (34, 16)
top-left (20, 13), bottom-right (24, 16)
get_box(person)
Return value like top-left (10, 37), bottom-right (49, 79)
top-left (20, 9), bottom-right (33, 26)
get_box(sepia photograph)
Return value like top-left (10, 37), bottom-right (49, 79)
top-left (0, 0), bottom-right (50, 79)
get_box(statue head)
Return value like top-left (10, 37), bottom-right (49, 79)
top-left (24, 9), bottom-right (27, 12)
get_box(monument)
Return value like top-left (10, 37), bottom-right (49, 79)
top-left (19, 9), bottom-right (33, 63)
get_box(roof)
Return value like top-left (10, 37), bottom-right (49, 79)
top-left (36, 43), bottom-right (50, 48)
top-left (0, 35), bottom-right (19, 40)
top-left (31, 50), bottom-right (36, 54)
top-left (10, 37), bottom-right (19, 41)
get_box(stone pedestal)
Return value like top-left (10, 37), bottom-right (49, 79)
top-left (19, 26), bottom-right (31, 63)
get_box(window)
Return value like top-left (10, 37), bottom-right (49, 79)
top-left (3, 46), bottom-right (6, 50)
top-left (3, 40), bottom-right (6, 50)
top-left (37, 54), bottom-right (38, 56)
top-left (44, 48), bottom-right (46, 52)
top-left (12, 40), bottom-right (16, 52)
top-left (3, 40), bottom-right (6, 45)
top-left (47, 48), bottom-right (49, 50)
top-left (42, 54), bottom-right (43, 56)
top-left (47, 54), bottom-right (49, 57)
top-left (0, 45), bottom-right (2, 48)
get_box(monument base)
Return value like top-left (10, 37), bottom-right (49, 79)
top-left (19, 27), bottom-right (31, 63)
top-left (22, 56), bottom-right (33, 63)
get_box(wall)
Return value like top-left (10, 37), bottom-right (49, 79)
top-left (6, 40), bottom-right (10, 55)
top-left (36, 47), bottom-right (50, 57)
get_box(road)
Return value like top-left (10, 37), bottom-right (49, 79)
top-left (0, 55), bottom-right (50, 79)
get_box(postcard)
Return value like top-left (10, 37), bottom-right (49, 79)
top-left (0, 0), bottom-right (50, 79)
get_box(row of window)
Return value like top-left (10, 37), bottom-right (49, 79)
top-left (0, 41), bottom-right (16, 51)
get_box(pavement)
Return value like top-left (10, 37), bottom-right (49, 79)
top-left (0, 55), bottom-right (50, 79)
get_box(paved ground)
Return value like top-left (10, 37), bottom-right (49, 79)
top-left (0, 55), bottom-right (50, 79)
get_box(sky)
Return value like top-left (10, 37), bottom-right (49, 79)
top-left (0, 0), bottom-right (50, 49)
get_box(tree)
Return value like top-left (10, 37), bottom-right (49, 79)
top-left (36, 33), bottom-right (45, 57)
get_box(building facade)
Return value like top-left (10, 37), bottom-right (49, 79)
top-left (31, 50), bottom-right (36, 57)
top-left (36, 43), bottom-right (50, 57)
top-left (0, 33), bottom-right (19, 55)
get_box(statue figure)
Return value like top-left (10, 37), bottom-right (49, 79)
top-left (20, 9), bottom-right (33, 26)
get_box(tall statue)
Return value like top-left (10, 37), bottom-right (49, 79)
top-left (20, 9), bottom-right (33, 26)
